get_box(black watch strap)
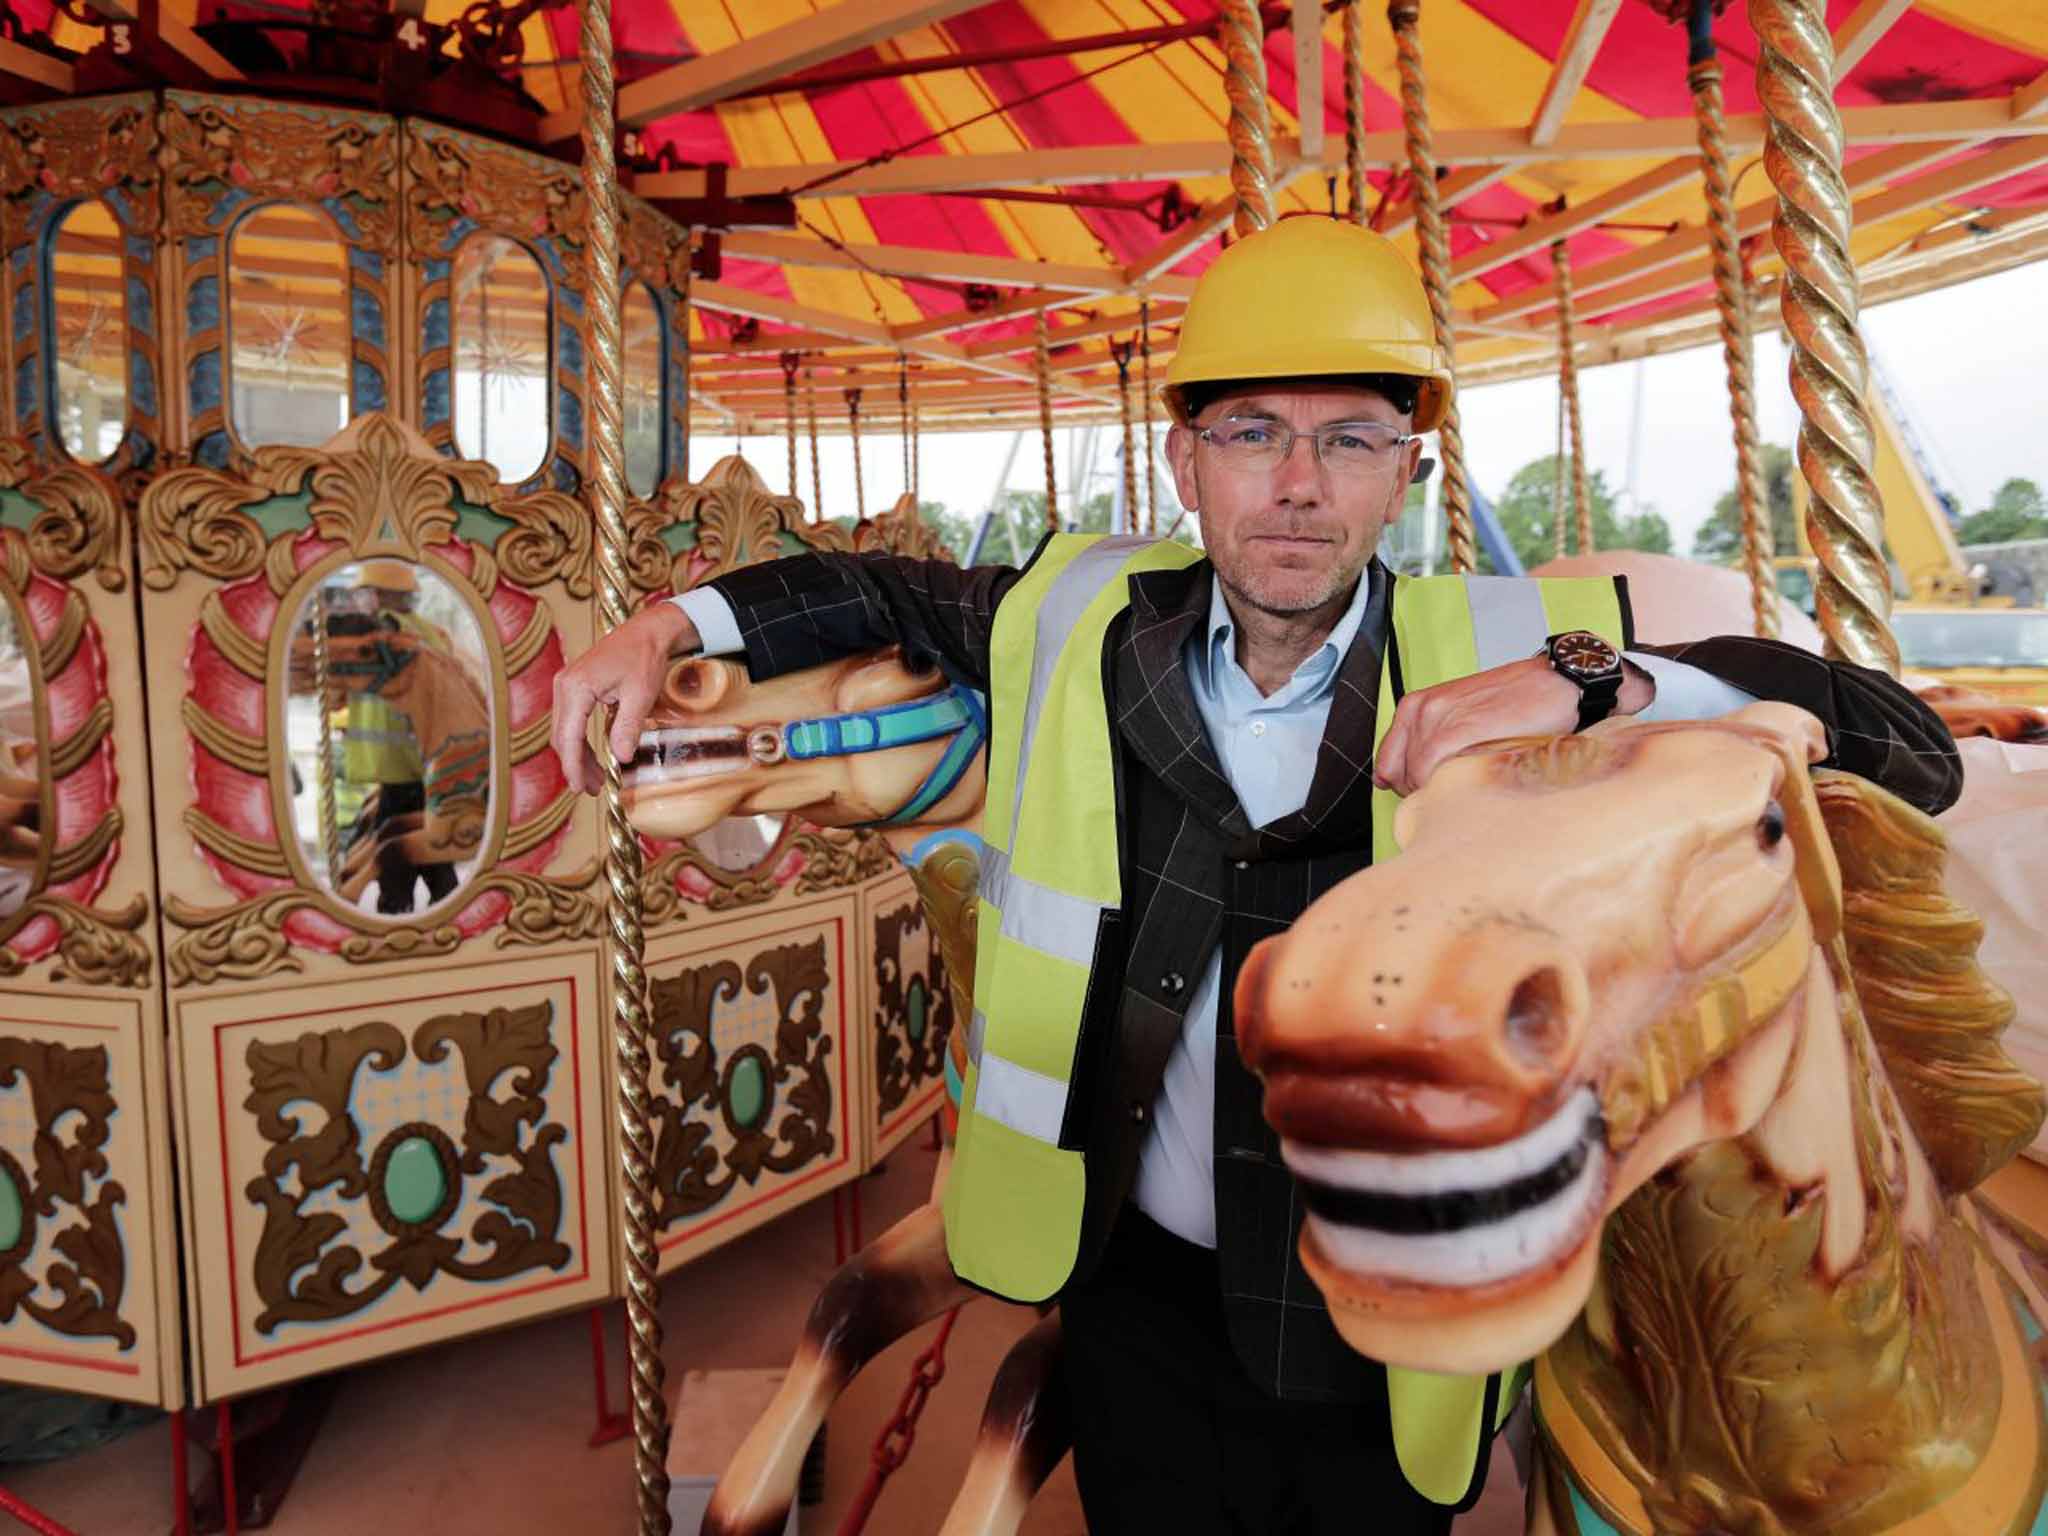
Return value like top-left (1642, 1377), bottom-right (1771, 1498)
top-left (1574, 674), bottom-right (1624, 730)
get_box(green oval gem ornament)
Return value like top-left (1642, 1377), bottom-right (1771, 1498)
top-left (0, 1164), bottom-right (20, 1252)
top-left (729, 1054), bottom-right (767, 1129)
top-left (384, 1135), bottom-right (447, 1225)
top-left (906, 976), bottom-right (929, 1044)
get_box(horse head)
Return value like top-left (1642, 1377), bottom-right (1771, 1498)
top-left (623, 645), bottom-right (987, 843)
top-left (1235, 703), bottom-right (1849, 1376)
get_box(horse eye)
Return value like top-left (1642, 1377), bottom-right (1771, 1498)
top-left (1757, 801), bottom-right (1786, 849)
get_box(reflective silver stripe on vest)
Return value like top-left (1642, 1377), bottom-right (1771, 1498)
top-left (978, 843), bottom-right (1101, 970)
top-left (969, 1049), bottom-right (1067, 1145)
top-left (1464, 577), bottom-right (1552, 671)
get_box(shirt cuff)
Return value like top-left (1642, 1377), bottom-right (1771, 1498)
top-left (666, 587), bottom-right (745, 657)
top-left (1625, 651), bottom-right (1757, 723)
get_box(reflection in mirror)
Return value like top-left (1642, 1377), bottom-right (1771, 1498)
top-left (49, 201), bottom-right (128, 464)
top-left (691, 815), bottom-right (788, 875)
top-left (0, 597), bottom-right (38, 921)
top-left (284, 561), bottom-right (494, 918)
top-left (453, 234), bottom-right (550, 484)
top-left (228, 204), bottom-right (352, 449)
top-left (624, 281), bottom-right (664, 498)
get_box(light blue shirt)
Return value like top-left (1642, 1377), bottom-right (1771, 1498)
top-left (671, 573), bottom-right (1755, 1249)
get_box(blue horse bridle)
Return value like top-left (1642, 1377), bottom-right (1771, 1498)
top-left (745, 680), bottom-right (988, 827)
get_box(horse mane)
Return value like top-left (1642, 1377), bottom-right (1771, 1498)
top-left (1814, 768), bottom-right (2045, 1194)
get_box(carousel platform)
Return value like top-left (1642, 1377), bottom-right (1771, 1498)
top-left (0, 1140), bottom-right (1521, 1534)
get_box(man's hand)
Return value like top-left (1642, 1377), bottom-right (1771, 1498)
top-left (550, 601), bottom-right (699, 794)
top-left (1372, 656), bottom-right (1653, 796)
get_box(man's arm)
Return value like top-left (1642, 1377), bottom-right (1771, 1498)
top-left (1634, 635), bottom-right (1960, 815)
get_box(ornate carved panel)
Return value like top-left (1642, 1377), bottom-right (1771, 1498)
top-left (161, 92), bottom-right (396, 470)
top-left (0, 96), bottom-right (163, 484)
top-left (861, 870), bottom-right (953, 1164)
top-left (403, 120), bottom-right (586, 493)
top-left (138, 412), bottom-right (600, 982)
top-left (644, 898), bottom-right (860, 1274)
top-left (172, 956), bottom-right (610, 1400)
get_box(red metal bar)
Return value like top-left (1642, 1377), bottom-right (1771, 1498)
top-left (217, 1403), bottom-right (238, 1536)
top-left (0, 1487), bottom-right (80, 1536)
top-left (171, 1408), bottom-right (191, 1536)
top-left (587, 1306), bottom-right (632, 1447)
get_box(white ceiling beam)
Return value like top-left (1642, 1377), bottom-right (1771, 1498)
top-left (1833, 0), bottom-right (1915, 78)
top-left (1293, 0), bottom-right (1326, 162)
top-left (1379, 162), bottom-right (1516, 238)
top-left (717, 232), bottom-right (1124, 295)
top-left (0, 39), bottom-right (71, 92)
top-left (1449, 155), bottom-right (1700, 283)
top-left (1528, 0), bottom-right (1623, 148)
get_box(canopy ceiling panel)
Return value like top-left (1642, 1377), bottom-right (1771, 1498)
top-left (3, 0), bottom-right (2042, 428)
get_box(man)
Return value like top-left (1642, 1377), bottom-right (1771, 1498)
top-left (553, 217), bottom-right (1957, 1534)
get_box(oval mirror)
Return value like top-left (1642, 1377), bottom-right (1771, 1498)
top-left (690, 815), bottom-right (788, 876)
top-left (624, 281), bottom-right (664, 498)
top-left (48, 201), bottom-right (128, 465)
top-left (283, 560), bottom-right (494, 918)
top-left (228, 204), bottom-right (352, 449)
top-left (0, 591), bottom-right (41, 923)
top-left (452, 234), bottom-right (550, 484)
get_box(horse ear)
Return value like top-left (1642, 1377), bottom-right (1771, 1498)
top-left (661, 656), bottom-right (736, 714)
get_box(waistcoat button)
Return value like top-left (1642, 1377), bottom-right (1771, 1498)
top-left (1160, 971), bottom-right (1186, 998)
top-left (1130, 1100), bottom-right (1149, 1125)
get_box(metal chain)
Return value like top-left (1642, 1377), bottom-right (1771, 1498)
top-left (781, 350), bottom-right (802, 500)
top-left (1219, 0), bottom-right (1277, 235)
top-left (1112, 337), bottom-right (1138, 531)
top-left (806, 368), bottom-right (823, 522)
top-left (1035, 310), bottom-right (1057, 530)
top-left (834, 1306), bottom-right (961, 1536)
top-left (1554, 236), bottom-right (1593, 555)
top-left (846, 387), bottom-right (866, 519)
top-left (1748, 0), bottom-right (1892, 671)
top-left (1690, 32), bottom-right (1778, 639)
top-left (579, 0), bottom-right (670, 1529)
top-left (1388, 0), bottom-right (1474, 574)
top-left (1139, 298), bottom-right (1158, 537)
top-left (1344, 0), bottom-right (1368, 224)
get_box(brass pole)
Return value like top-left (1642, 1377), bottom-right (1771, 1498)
top-left (781, 350), bottom-right (801, 501)
top-left (678, 250), bottom-right (692, 483)
top-left (1035, 310), bottom-right (1057, 530)
top-left (846, 387), bottom-right (866, 518)
top-left (1139, 298), bottom-right (1158, 537)
top-left (1749, 0), bottom-right (1892, 670)
top-left (1344, 0), bottom-right (1368, 224)
top-left (910, 395), bottom-right (921, 502)
top-left (1219, 0), bottom-right (1277, 235)
top-left (313, 595), bottom-right (339, 885)
top-left (1553, 236), bottom-right (1593, 555)
top-left (579, 0), bottom-right (670, 1528)
top-left (1388, 0), bottom-right (1475, 574)
top-left (806, 368), bottom-right (822, 522)
top-left (1688, 8), bottom-right (1777, 639)
top-left (1552, 392), bottom-right (1567, 562)
top-left (898, 354), bottom-right (912, 499)
top-left (1112, 337), bottom-right (1138, 531)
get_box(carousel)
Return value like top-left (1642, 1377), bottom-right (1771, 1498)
top-left (0, 0), bottom-right (2042, 1532)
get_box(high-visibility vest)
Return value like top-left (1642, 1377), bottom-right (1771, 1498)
top-left (340, 693), bottom-right (422, 784)
top-left (942, 533), bottom-right (1629, 1507)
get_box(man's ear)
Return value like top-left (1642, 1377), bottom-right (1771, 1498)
top-left (1165, 424), bottom-right (1200, 513)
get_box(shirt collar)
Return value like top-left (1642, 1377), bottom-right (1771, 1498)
top-left (1193, 560), bottom-right (1377, 706)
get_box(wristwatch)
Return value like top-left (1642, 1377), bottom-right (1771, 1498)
top-left (1545, 630), bottom-right (1626, 730)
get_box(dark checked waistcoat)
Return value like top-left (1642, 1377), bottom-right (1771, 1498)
top-left (704, 539), bottom-right (1960, 1401)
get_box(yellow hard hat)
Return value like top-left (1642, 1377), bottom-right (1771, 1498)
top-left (356, 560), bottom-right (417, 595)
top-left (1163, 216), bottom-right (1452, 433)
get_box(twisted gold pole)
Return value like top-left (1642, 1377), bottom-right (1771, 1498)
top-left (1691, 48), bottom-right (1778, 639)
top-left (910, 395), bottom-right (921, 502)
top-left (780, 351), bottom-right (801, 500)
top-left (1389, 0), bottom-right (1473, 574)
top-left (1219, 0), bottom-right (1277, 235)
top-left (1749, 0), bottom-right (1893, 672)
top-left (678, 251), bottom-right (692, 483)
top-left (580, 0), bottom-right (670, 1530)
top-left (1344, 0), bottom-right (1367, 224)
top-left (1112, 338), bottom-right (1138, 531)
top-left (313, 599), bottom-right (339, 885)
top-left (806, 368), bottom-right (822, 522)
top-left (846, 387), bottom-right (866, 518)
top-left (1552, 393), bottom-right (1567, 562)
top-left (1139, 298), bottom-right (1158, 537)
top-left (1553, 236), bottom-right (1593, 556)
top-left (898, 354), bottom-right (912, 499)
top-left (1035, 310), bottom-right (1057, 530)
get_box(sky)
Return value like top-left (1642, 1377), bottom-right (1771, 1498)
top-left (687, 260), bottom-right (2046, 562)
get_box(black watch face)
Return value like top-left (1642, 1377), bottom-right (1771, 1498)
top-left (1551, 630), bottom-right (1620, 682)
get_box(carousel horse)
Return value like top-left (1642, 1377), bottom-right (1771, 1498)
top-left (622, 643), bottom-right (1078, 1536)
top-left (287, 621), bottom-right (491, 905)
top-left (1234, 702), bottom-right (2048, 1535)
top-left (1909, 682), bottom-right (2048, 744)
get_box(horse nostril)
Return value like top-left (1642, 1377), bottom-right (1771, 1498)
top-left (1504, 966), bottom-right (1571, 1072)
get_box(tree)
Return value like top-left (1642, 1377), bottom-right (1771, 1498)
top-left (1478, 455), bottom-right (1673, 574)
top-left (1692, 443), bottom-right (1800, 563)
top-left (1958, 478), bottom-right (2048, 545)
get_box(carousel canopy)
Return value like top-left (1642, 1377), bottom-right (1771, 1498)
top-left (4, 0), bottom-right (2045, 435)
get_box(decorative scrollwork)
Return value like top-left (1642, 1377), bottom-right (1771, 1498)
top-left (855, 492), bottom-right (953, 565)
top-left (404, 122), bottom-right (586, 280)
top-left (626, 454), bottom-right (853, 599)
top-left (160, 94), bottom-right (398, 251)
top-left (639, 826), bottom-right (890, 922)
top-left (0, 450), bottom-right (125, 594)
top-left (242, 1003), bottom-right (573, 1335)
top-left (0, 895), bottom-right (151, 989)
top-left (0, 1038), bottom-right (136, 1350)
top-left (871, 896), bottom-right (952, 1120)
top-left (137, 470), bottom-right (271, 591)
top-left (0, 97), bottom-right (160, 244)
top-left (649, 936), bottom-right (837, 1226)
